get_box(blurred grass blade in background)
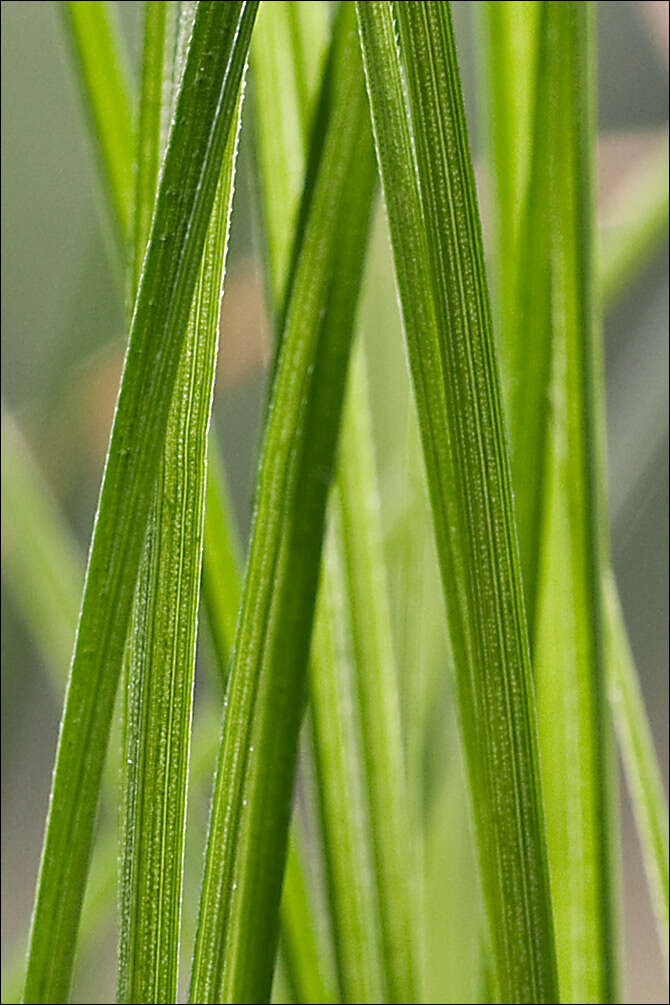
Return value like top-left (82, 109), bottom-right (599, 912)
top-left (1, 417), bottom-right (82, 676)
top-left (61, 1), bottom-right (134, 254)
top-left (357, 3), bottom-right (558, 1001)
top-left (599, 135), bottom-right (670, 308)
top-left (22, 5), bottom-right (258, 1001)
top-left (604, 573), bottom-right (669, 960)
top-left (189, 6), bottom-right (377, 1000)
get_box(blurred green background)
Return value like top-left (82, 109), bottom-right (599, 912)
top-left (1, 2), bottom-right (667, 1002)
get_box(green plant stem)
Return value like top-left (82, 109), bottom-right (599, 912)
top-left (357, 4), bottom-right (558, 1000)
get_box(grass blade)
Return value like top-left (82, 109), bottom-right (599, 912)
top-left (1, 415), bottom-right (82, 676)
top-left (61, 1), bottom-right (134, 264)
top-left (525, 6), bottom-right (621, 1000)
top-left (308, 518), bottom-right (386, 1003)
top-left (249, 0), bottom-right (329, 307)
top-left (357, 4), bottom-right (558, 1000)
top-left (119, 127), bottom-right (240, 999)
top-left (479, 2), bottom-right (667, 989)
top-left (56, 6), bottom-right (330, 999)
top-left (331, 349), bottom-right (415, 1002)
top-left (189, 7), bottom-right (377, 1000)
top-left (604, 573), bottom-right (669, 960)
top-left (253, 3), bottom-right (415, 999)
top-left (23, 6), bottom-right (258, 999)
top-left (118, 3), bottom-right (245, 997)
top-left (474, 1), bottom-right (540, 400)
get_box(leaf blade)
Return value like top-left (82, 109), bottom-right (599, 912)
top-left (23, 6), bottom-right (258, 999)
top-left (190, 8), bottom-right (378, 1000)
top-left (356, 3), bottom-right (558, 1000)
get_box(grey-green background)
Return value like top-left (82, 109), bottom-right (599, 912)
top-left (2, 2), bottom-right (667, 1002)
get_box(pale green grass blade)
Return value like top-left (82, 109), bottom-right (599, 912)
top-left (130, 0), bottom-right (177, 296)
top-left (309, 516), bottom-right (386, 1003)
top-left (474, 1), bottom-right (540, 401)
top-left (201, 442), bottom-right (243, 673)
top-left (332, 348), bottom-right (415, 1002)
top-left (61, 1), bottom-right (134, 262)
top-left (118, 1), bottom-right (245, 994)
top-left (189, 7), bottom-right (377, 999)
top-left (276, 833), bottom-right (336, 1005)
top-left (250, 0), bottom-right (329, 306)
top-left (599, 136), bottom-right (669, 308)
top-left (530, 6), bottom-right (621, 1000)
top-left (22, 7), bottom-right (258, 1000)
top-left (604, 572), bottom-right (669, 960)
top-left (357, 4), bottom-right (558, 1001)
top-left (1, 415), bottom-right (82, 675)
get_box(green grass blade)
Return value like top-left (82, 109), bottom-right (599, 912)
top-left (22, 6), bottom-right (258, 1000)
top-left (189, 7), bottom-right (377, 1000)
top-left (478, 2), bottom-right (666, 988)
top-left (249, 0), bottom-right (329, 306)
top-left (276, 832), bottom-right (336, 1005)
top-left (309, 506), bottom-right (386, 1004)
top-left (474, 1), bottom-right (540, 400)
top-left (333, 347), bottom-right (415, 1002)
top-left (530, 6), bottom-right (621, 1000)
top-left (357, 4), bottom-right (558, 1001)
top-left (57, 6), bottom-right (329, 998)
top-left (61, 1), bottom-right (134, 262)
top-left (201, 443), bottom-right (244, 674)
top-left (118, 2), bottom-right (245, 995)
top-left (119, 126), bottom-right (241, 999)
top-left (253, 3), bottom-right (415, 999)
top-left (131, 0), bottom-right (177, 296)
top-left (604, 572), bottom-right (669, 960)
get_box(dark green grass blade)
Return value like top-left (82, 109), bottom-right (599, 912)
top-left (357, 4), bottom-right (558, 1001)
top-left (22, 6), bottom-right (258, 1000)
top-left (61, 0), bottom-right (134, 264)
top-left (189, 7), bottom-right (377, 1000)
